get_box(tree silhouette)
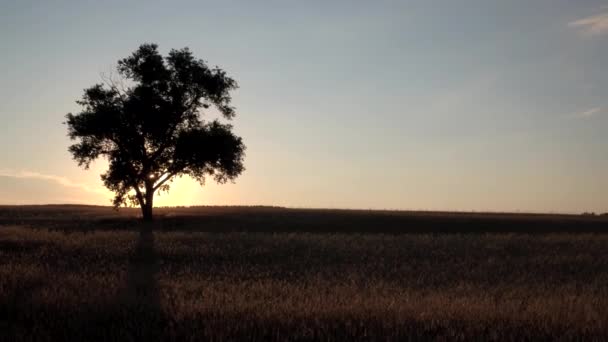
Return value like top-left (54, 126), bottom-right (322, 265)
top-left (66, 43), bottom-right (245, 220)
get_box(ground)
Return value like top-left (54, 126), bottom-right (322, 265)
top-left (1, 205), bottom-right (607, 341)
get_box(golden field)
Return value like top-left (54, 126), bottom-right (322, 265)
top-left (1, 206), bottom-right (607, 341)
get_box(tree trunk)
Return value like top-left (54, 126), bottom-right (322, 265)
top-left (141, 202), bottom-right (153, 221)
top-left (141, 184), bottom-right (155, 221)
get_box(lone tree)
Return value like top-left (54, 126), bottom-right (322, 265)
top-left (66, 43), bottom-right (245, 220)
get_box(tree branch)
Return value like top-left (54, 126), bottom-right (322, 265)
top-left (133, 184), bottom-right (145, 206)
top-left (100, 71), bottom-right (128, 105)
top-left (153, 171), bottom-right (179, 191)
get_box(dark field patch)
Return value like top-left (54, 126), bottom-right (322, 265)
top-left (0, 205), bottom-right (606, 233)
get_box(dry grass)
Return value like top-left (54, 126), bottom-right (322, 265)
top-left (1, 206), bottom-right (608, 340)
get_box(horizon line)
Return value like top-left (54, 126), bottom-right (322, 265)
top-left (0, 202), bottom-right (604, 217)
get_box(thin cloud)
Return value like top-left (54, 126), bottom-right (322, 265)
top-left (571, 107), bottom-right (602, 119)
top-left (0, 169), bottom-right (108, 195)
top-left (568, 10), bottom-right (608, 35)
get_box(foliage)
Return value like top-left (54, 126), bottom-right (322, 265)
top-left (65, 44), bottom-right (245, 219)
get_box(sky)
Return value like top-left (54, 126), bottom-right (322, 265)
top-left (0, 0), bottom-right (607, 213)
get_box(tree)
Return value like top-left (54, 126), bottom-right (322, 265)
top-left (66, 43), bottom-right (245, 221)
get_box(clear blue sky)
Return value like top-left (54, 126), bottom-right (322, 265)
top-left (0, 0), bottom-right (607, 213)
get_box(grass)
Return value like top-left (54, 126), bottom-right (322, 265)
top-left (1, 205), bottom-right (608, 340)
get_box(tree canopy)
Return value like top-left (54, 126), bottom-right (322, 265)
top-left (66, 43), bottom-right (245, 220)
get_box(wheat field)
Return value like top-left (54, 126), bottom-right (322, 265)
top-left (1, 206), bottom-right (607, 341)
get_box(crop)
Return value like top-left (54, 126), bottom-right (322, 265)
top-left (1, 207), bottom-right (607, 340)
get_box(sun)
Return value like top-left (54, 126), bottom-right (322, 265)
top-left (153, 176), bottom-right (205, 207)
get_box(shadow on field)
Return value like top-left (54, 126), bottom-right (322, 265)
top-left (118, 226), bottom-right (162, 339)
top-left (124, 227), bottom-right (160, 307)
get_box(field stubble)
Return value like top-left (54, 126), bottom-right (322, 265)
top-left (1, 206), bottom-right (607, 340)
